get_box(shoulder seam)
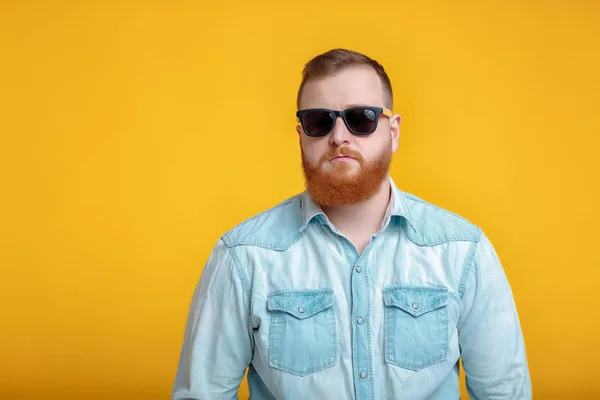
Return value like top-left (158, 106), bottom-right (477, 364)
top-left (404, 193), bottom-right (475, 227)
top-left (222, 194), bottom-right (303, 250)
top-left (223, 239), bottom-right (251, 298)
top-left (458, 228), bottom-right (483, 298)
top-left (402, 193), bottom-right (481, 246)
top-left (225, 195), bottom-right (299, 234)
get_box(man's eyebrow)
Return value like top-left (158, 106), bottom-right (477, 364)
top-left (343, 103), bottom-right (374, 109)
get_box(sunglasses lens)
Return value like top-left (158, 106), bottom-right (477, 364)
top-left (345, 108), bottom-right (378, 134)
top-left (302, 110), bottom-right (334, 137)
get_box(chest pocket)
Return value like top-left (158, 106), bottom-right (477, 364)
top-left (267, 289), bottom-right (338, 377)
top-left (383, 286), bottom-right (449, 371)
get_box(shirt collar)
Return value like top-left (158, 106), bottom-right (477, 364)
top-left (299, 177), bottom-right (416, 234)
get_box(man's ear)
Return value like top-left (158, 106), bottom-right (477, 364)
top-left (390, 114), bottom-right (401, 153)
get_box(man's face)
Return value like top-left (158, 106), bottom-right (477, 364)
top-left (297, 66), bottom-right (401, 206)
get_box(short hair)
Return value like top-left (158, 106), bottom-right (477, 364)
top-left (297, 48), bottom-right (393, 109)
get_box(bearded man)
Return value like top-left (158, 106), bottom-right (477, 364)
top-left (171, 49), bottom-right (531, 400)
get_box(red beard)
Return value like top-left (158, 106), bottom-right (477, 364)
top-left (301, 142), bottom-right (392, 207)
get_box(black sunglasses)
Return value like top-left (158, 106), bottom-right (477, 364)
top-left (296, 106), bottom-right (393, 137)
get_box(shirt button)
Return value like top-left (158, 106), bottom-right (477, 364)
top-left (298, 307), bottom-right (305, 313)
top-left (412, 303), bottom-right (419, 310)
top-left (357, 317), bottom-right (364, 325)
top-left (355, 266), bottom-right (362, 273)
top-left (359, 371), bottom-right (367, 379)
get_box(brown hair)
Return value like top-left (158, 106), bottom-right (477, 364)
top-left (297, 48), bottom-right (393, 109)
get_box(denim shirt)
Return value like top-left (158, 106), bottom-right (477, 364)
top-left (172, 179), bottom-right (531, 400)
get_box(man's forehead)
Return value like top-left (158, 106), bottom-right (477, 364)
top-left (300, 66), bottom-right (385, 109)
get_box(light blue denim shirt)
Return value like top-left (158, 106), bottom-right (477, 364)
top-left (172, 179), bottom-right (531, 400)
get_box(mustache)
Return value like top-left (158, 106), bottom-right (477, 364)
top-left (319, 147), bottom-right (363, 164)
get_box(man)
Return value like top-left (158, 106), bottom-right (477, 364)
top-left (172, 49), bottom-right (531, 400)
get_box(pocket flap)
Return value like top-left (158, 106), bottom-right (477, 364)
top-left (383, 286), bottom-right (448, 317)
top-left (267, 289), bottom-right (335, 319)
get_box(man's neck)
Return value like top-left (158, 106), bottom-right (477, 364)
top-left (321, 177), bottom-right (392, 246)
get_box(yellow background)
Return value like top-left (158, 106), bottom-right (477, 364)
top-left (1, 1), bottom-right (599, 399)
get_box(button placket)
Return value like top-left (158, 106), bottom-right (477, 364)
top-left (350, 255), bottom-right (373, 399)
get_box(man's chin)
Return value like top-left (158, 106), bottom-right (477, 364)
top-left (321, 165), bottom-right (360, 178)
top-left (314, 172), bottom-right (360, 187)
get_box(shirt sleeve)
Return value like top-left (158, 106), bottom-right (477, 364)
top-left (457, 232), bottom-right (532, 399)
top-left (171, 239), bottom-right (253, 400)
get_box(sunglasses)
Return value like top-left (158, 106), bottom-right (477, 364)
top-left (296, 106), bottom-right (393, 137)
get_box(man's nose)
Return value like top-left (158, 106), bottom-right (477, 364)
top-left (329, 116), bottom-right (352, 146)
